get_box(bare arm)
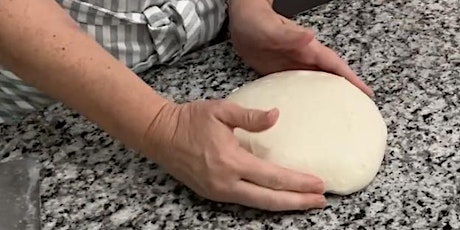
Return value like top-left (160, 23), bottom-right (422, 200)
top-left (0, 0), bottom-right (169, 150)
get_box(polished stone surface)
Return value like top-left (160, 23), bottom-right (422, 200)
top-left (1, 0), bottom-right (459, 229)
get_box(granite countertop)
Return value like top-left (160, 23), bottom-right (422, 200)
top-left (1, 0), bottom-right (459, 229)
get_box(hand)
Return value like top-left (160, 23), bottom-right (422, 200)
top-left (228, 0), bottom-right (374, 97)
top-left (140, 100), bottom-right (327, 211)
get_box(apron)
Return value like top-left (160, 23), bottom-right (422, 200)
top-left (0, 0), bottom-right (227, 124)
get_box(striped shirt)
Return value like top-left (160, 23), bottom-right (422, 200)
top-left (0, 0), bottom-right (227, 124)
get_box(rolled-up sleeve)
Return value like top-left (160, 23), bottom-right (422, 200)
top-left (0, 0), bottom-right (227, 124)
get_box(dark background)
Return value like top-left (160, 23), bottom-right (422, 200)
top-left (273, 0), bottom-right (333, 17)
top-left (212, 0), bottom-right (334, 44)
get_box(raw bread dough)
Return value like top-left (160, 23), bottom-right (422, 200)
top-left (226, 70), bottom-right (387, 195)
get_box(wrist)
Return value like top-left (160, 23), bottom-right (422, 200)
top-left (139, 101), bottom-right (182, 161)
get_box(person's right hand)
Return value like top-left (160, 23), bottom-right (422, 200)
top-left (140, 100), bottom-right (327, 211)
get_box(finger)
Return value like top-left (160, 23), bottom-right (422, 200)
top-left (313, 41), bottom-right (375, 97)
top-left (283, 25), bottom-right (315, 49)
top-left (230, 180), bottom-right (327, 211)
top-left (217, 102), bottom-right (279, 132)
top-left (237, 149), bottom-right (325, 194)
top-left (274, 18), bottom-right (316, 51)
top-left (325, 56), bottom-right (375, 97)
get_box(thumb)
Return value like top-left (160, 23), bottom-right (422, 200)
top-left (217, 102), bottom-right (279, 132)
top-left (277, 18), bottom-right (315, 51)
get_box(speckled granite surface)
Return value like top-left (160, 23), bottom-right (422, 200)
top-left (1, 0), bottom-right (459, 229)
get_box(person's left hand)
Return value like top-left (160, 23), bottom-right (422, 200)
top-left (228, 0), bottom-right (374, 97)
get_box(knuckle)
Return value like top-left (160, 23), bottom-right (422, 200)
top-left (212, 153), bottom-right (235, 170)
top-left (262, 196), bottom-right (280, 211)
top-left (243, 111), bottom-right (254, 125)
top-left (300, 181), bottom-right (313, 191)
top-left (262, 32), bottom-right (281, 49)
top-left (204, 167), bottom-right (239, 201)
top-left (301, 199), bottom-right (316, 210)
top-left (209, 179), bottom-right (224, 192)
top-left (212, 100), bottom-right (235, 116)
top-left (206, 180), bottom-right (229, 200)
top-left (302, 203), bottom-right (314, 210)
top-left (195, 189), bottom-right (211, 200)
top-left (266, 174), bottom-right (285, 190)
top-left (214, 99), bottom-right (230, 108)
top-left (214, 147), bottom-right (240, 167)
top-left (294, 176), bottom-right (315, 191)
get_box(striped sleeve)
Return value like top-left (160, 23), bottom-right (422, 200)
top-left (0, 0), bottom-right (228, 124)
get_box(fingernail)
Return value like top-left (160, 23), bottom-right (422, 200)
top-left (267, 107), bottom-right (278, 114)
top-left (317, 196), bottom-right (327, 208)
top-left (306, 196), bottom-right (327, 210)
top-left (314, 180), bottom-right (326, 194)
top-left (367, 86), bottom-right (376, 98)
top-left (370, 91), bottom-right (376, 98)
top-left (266, 108), bottom-right (279, 119)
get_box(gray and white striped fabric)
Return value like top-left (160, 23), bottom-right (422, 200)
top-left (0, 0), bottom-right (227, 124)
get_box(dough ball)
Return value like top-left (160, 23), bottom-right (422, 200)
top-left (226, 70), bottom-right (387, 195)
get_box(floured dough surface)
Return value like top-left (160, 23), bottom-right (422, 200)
top-left (226, 70), bottom-right (387, 195)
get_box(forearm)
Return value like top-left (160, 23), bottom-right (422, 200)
top-left (0, 0), bottom-right (169, 149)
